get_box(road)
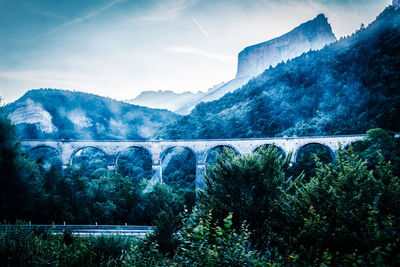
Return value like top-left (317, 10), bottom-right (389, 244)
top-left (1, 225), bottom-right (153, 238)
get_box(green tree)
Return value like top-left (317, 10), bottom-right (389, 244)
top-left (291, 148), bottom-right (400, 265)
top-left (0, 106), bottom-right (47, 223)
top-left (351, 128), bottom-right (400, 177)
top-left (200, 146), bottom-right (300, 251)
top-left (174, 208), bottom-right (269, 266)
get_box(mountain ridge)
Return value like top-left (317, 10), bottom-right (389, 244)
top-left (129, 14), bottom-right (337, 115)
top-left (156, 6), bottom-right (400, 139)
top-left (5, 88), bottom-right (179, 140)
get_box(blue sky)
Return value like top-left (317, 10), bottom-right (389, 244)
top-left (0, 0), bottom-right (391, 103)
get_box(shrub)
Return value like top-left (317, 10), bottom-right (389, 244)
top-left (199, 146), bottom-right (301, 252)
top-left (0, 224), bottom-right (135, 266)
top-left (173, 208), bottom-right (270, 266)
top-left (290, 148), bottom-right (400, 265)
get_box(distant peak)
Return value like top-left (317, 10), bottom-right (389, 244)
top-left (235, 13), bottom-right (336, 79)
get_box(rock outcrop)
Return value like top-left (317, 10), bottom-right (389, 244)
top-left (129, 14), bottom-right (336, 115)
top-left (176, 14), bottom-right (337, 114)
top-left (236, 14), bottom-right (336, 79)
top-left (8, 98), bottom-right (58, 133)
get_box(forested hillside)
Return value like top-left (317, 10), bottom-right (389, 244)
top-left (157, 7), bottom-right (400, 139)
top-left (4, 89), bottom-right (179, 140)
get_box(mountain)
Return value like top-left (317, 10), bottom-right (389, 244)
top-left (124, 14), bottom-right (336, 115)
top-left (5, 89), bottom-right (179, 140)
top-left (169, 82), bottom-right (226, 114)
top-left (126, 83), bottom-right (225, 115)
top-left (156, 6), bottom-right (400, 139)
top-left (236, 14), bottom-right (336, 79)
top-left (160, 14), bottom-right (336, 115)
top-left (126, 89), bottom-right (210, 114)
top-left (127, 90), bottom-right (205, 111)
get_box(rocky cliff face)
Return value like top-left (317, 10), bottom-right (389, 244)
top-left (157, 7), bottom-right (400, 139)
top-left (236, 14), bottom-right (336, 79)
top-left (8, 98), bottom-right (58, 133)
top-left (176, 14), bottom-right (337, 114)
top-left (128, 14), bottom-right (337, 115)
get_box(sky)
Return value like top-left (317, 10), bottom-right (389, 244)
top-left (0, 0), bottom-right (392, 103)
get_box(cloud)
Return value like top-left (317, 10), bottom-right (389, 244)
top-left (43, 0), bottom-right (126, 36)
top-left (0, 70), bottom-right (100, 85)
top-left (191, 16), bottom-right (211, 38)
top-left (166, 45), bottom-right (236, 64)
top-left (136, 0), bottom-right (197, 22)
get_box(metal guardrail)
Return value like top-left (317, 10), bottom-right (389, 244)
top-left (0, 225), bottom-right (154, 237)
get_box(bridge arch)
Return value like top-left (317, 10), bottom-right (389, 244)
top-left (160, 146), bottom-right (197, 191)
top-left (70, 146), bottom-right (110, 169)
top-left (115, 146), bottom-right (153, 184)
top-left (294, 142), bottom-right (335, 164)
top-left (161, 146), bottom-right (198, 164)
top-left (115, 146), bottom-right (153, 166)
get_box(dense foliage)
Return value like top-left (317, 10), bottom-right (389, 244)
top-left (117, 147), bottom-right (152, 185)
top-left (4, 89), bottom-right (178, 140)
top-left (157, 6), bottom-right (400, 139)
top-left (0, 108), bottom-right (47, 223)
top-left (352, 128), bottom-right (400, 177)
top-left (290, 143), bottom-right (334, 178)
top-left (197, 131), bottom-right (400, 265)
top-left (0, 106), bottom-right (194, 225)
top-left (0, 225), bottom-right (134, 267)
top-left (3, 129), bottom-right (399, 266)
top-left (2, 95), bottom-right (400, 265)
top-left (200, 146), bottom-right (293, 251)
top-left (161, 147), bottom-right (197, 209)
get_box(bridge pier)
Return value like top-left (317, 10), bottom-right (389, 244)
top-left (195, 164), bottom-right (206, 191)
top-left (289, 152), bottom-right (296, 164)
top-left (152, 164), bottom-right (162, 183)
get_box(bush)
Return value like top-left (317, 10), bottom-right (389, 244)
top-left (199, 146), bottom-right (301, 252)
top-left (0, 224), bottom-right (135, 267)
top-left (290, 148), bottom-right (400, 265)
top-left (173, 208), bottom-right (270, 266)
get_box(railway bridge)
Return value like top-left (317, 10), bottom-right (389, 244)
top-left (20, 135), bottom-right (370, 190)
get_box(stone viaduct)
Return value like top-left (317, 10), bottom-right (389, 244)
top-left (20, 134), bottom-right (375, 190)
